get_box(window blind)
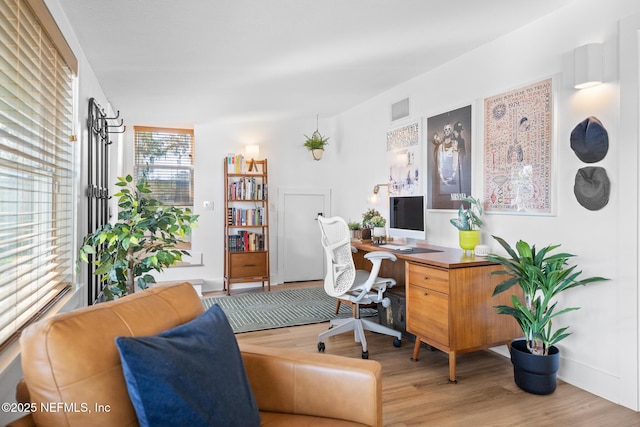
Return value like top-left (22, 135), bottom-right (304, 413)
top-left (0, 0), bottom-right (75, 346)
top-left (134, 126), bottom-right (194, 207)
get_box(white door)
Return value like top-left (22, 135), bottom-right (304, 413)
top-left (278, 188), bottom-right (330, 282)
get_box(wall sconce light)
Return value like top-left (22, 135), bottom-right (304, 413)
top-left (370, 183), bottom-right (389, 204)
top-left (573, 43), bottom-right (603, 89)
top-left (245, 144), bottom-right (260, 171)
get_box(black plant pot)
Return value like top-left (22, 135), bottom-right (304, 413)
top-left (510, 339), bottom-right (560, 395)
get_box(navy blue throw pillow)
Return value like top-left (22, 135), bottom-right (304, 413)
top-left (115, 304), bottom-right (260, 427)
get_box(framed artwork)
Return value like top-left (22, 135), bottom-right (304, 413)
top-left (386, 122), bottom-right (422, 196)
top-left (483, 78), bottom-right (554, 214)
top-left (426, 105), bottom-right (472, 209)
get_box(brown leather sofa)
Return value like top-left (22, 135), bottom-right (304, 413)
top-left (7, 282), bottom-right (382, 426)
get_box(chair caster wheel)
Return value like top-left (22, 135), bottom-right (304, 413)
top-left (317, 342), bottom-right (325, 352)
top-left (361, 351), bottom-right (369, 359)
top-left (393, 338), bottom-right (402, 348)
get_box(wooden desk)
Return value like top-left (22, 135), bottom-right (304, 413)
top-left (351, 240), bottom-right (521, 383)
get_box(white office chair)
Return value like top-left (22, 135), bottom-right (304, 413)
top-left (317, 215), bottom-right (401, 359)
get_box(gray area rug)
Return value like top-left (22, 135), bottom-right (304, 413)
top-left (202, 287), bottom-right (377, 333)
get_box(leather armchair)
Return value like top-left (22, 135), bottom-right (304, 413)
top-left (7, 283), bottom-right (382, 427)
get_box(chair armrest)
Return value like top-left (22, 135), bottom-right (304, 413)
top-left (239, 343), bottom-right (382, 427)
top-left (15, 379), bottom-right (30, 404)
top-left (354, 251), bottom-right (397, 298)
top-left (364, 251), bottom-right (397, 262)
top-left (5, 379), bottom-right (36, 427)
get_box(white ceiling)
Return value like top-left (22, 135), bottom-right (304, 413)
top-left (57, 0), bottom-right (573, 127)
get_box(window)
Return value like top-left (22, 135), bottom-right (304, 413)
top-left (0, 0), bottom-right (77, 347)
top-left (134, 127), bottom-right (194, 207)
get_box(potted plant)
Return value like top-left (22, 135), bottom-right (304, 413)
top-left (369, 215), bottom-right (387, 244)
top-left (362, 208), bottom-right (382, 228)
top-left (449, 196), bottom-right (483, 253)
top-left (347, 220), bottom-right (362, 239)
top-left (369, 215), bottom-right (386, 235)
top-left (303, 130), bottom-right (330, 160)
top-left (488, 236), bottom-right (608, 394)
top-left (361, 208), bottom-right (382, 240)
top-left (78, 175), bottom-right (199, 300)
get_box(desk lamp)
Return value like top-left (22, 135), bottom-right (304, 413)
top-left (246, 144), bottom-right (260, 172)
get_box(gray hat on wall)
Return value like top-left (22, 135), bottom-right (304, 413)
top-left (570, 116), bottom-right (609, 163)
top-left (574, 166), bottom-right (610, 211)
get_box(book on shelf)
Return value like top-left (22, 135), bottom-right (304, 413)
top-left (227, 177), bottom-right (267, 200)
top-left (226, 207), bottom-right (265, 226)
top-left (226, 154), bottom-right (247, 174)
top-left (227, 231), bottom-right (265, 252)
top-left (226, 153), bottom-right (264, 175)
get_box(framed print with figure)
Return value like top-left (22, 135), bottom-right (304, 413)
top-left (483, 77), bottom-right (554, 215)
top-left (426, 104), bottom-right (472, 209)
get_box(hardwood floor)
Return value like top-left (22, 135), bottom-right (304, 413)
top-left (207, 283), bottom-right (640, 426)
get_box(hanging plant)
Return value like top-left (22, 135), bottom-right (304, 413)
top-left (304, 115), bottom-right (329, 159)
top-left (303, 130), bottom-right (330, 150)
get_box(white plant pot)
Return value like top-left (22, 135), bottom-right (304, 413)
top-left (311, 149), bottom-right (324, 160)
top-left (373, 227), bottom-right (385, 237)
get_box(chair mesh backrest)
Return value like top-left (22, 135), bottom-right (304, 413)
top-left (318, 216), bottom-right (356, 297)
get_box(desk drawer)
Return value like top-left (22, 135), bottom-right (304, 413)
top-left (229, 252), bottom-right (267, 278)
top-left (407, 263), bottom-right (449, 294)
top-left (407, 283), bottom-right (449, 346)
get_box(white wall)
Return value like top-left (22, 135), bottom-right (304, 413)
top-left (141, 116), bottom-right (340, 289)
top-left (335, 0), bottom-right (640, 410)
top-left (153, 0), bottom-right (640, 411)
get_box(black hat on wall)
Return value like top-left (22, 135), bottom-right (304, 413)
top-left (574, 166), bottom-right (610, 211)
top-left (570, 116), bottom-right (609, 163)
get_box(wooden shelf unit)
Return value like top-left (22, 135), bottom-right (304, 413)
top-left (223, 158), bottom-right (270, 295)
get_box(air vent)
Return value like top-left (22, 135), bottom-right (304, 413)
top-left (391, 98), bottom-right (410, 122)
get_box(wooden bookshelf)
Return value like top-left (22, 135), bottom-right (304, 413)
top-left (223, 157), bottom-right (270, 295)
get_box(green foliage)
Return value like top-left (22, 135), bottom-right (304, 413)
top-left (488, 236), bottom-right (608, 355)
top-left (303, 130), bottom-right (330, 150)
top-left (450, 196), bottom-right (483, 231)
top-left (369, 215), bottom-right (386, 228)
top-left (347, 220), bottom-right (362, 230)
top-left (78, 175), bottom-right (199, 300)
top-left (362, 208), bottom-right (382, 228)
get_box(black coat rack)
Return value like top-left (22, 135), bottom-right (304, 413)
top-left (86, 97), bottom-right (125, 305)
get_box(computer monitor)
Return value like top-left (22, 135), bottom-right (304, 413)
top-left (388, 195), bottom-right (425, 243)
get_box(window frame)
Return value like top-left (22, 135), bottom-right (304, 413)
top-left (133, 126), bottom-right (195, 208)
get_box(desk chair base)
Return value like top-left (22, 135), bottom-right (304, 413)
top-left (317, 311), bottom-right (402, 359)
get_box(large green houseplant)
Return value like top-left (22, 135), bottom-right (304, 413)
top-left (488, 235), bottom-right (607, 394)
top-left (78, 175), bottom-right (199, 300)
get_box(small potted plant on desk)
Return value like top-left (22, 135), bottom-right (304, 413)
top-left (361, 208), bottom-right (382, 241)
top-left (369, 215), bottom-right (387, 244)
top-left (449, 196), bottom-right (483, 253)
top-left (348, 220), bottom-right (362, 239)
top-left (487, 236), bottom-right (608, 395)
